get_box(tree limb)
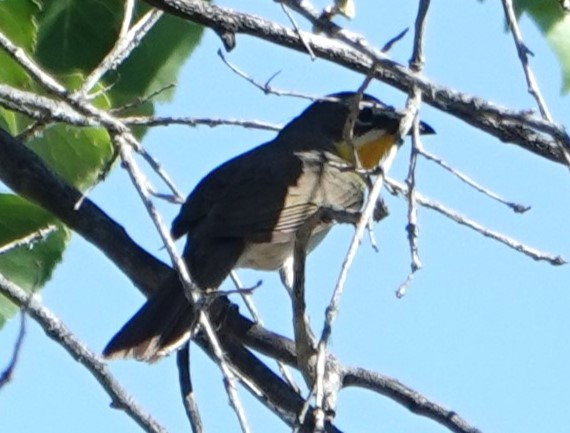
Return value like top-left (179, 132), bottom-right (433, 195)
top-left (0, 125), bottom-right (484, 433)
top-left (0, 273), bottom-right (168, 433)
top-left (143, 0), bottom-right (570, 165)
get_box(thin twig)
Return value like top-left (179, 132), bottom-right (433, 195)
top-left (343, 366), bottom-right (482, 433)
top-left (177, 344), bottom-right (204, 433)
top-left (144, 0), bottom-right (570, 164)
top-left (112, 83), bottom-right (176, 113)
top-left (313, 72), bottom-right (377, 427)
top-left (294, 208), bottom-right (361, 430)
top-left (419, 148), bottom-right (530, 213)
top-left (385, 177), bottom-right (566, 266)
top-left (341, 70), bottom-right (376, 165)
top-left (114, 133), bottom-right (251, 433)
top-left (0, 225), bottom-right (58, 256)
top-left (122, 115), bottom-right (281, 131)
top-left (119, 0), bottom-right (136, 39)
top-left (0, 310), bottom-right (26, 389)
top-left (76, 8), bottom-right (163, 98)
top-left (230, 272), bottom-right (301, 394)
top-left (500, 0), bottom-right (570, 167)
top-left (500, 0), bottom-right (552, 121)
top-left (409, 0), bottom-right (430, 72)
top-left (0, 273), bottom-right (168, 433)
top-left (293, 389), bottom-right (314, 433)
top-left (396, 0), bottom-right (431, 298)
top-left (397, 114), bottom-right (423, 299)
top-left (381, 28), bottom-right (409, 53)
top-left (280, 3), bottom-right (316, 60)
top-left (217, 49), bottom-right (319, 102)
top-left (313, 167), bottom-right (395, 431)
top-left (0, 28), bottom-right (183, 202)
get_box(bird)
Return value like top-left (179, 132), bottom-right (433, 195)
top-left (103, 92), bottom-right (435, 362)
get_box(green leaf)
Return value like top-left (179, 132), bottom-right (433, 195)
top-left (513, 0), bottom-right (570, 93)
top-left (0, 194), bottom-right (70, 327)
top-left (107, 13), bottom-right (204, 105)
top-left (35, 0), bottom-right (122, 75)
top-left (0, 108), bottom-right (19, 136)
top-left (0, 0), bottom-right (41, 89)
top-left (34, 1), bottom-right (204, 102)
top-left (0, 0), bottom-right (41, 50)
top-left (0, 0), bottom-right (204, 331)
top-left (27, 125), bottom-right (113, 191)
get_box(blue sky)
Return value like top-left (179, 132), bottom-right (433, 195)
top-left (1, 1), bottom-right (569, 432)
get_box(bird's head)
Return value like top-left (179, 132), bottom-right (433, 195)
top-left (281, 92), bottom-right (435, 169)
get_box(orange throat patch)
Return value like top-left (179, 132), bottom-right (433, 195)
top-left (356, 133), bottom-right (397, 169)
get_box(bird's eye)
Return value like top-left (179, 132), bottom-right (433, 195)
top-left (358, 107), bottom-right (374, 124)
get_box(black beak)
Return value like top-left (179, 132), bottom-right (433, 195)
top-left (418, 120), bottom-right (435, 135)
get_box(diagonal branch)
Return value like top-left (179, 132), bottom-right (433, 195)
top-left (0, 310), bottom-right (26, 389)
top-left (500, 0), bottom-right (552, 121)
top-left (342, 366), bottom-right (482, 433)
top-left (177, 344), bottom-right (204, 433)
top-left (0, 273), bottom-right (168, 433)
top-left (143, 0), bottom-right (570, 165)
top-left (0, 125), bottom-right (485, 433)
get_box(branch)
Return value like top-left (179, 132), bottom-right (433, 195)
top-left (0, 273), bottom-right (168, 433)
top-left (419, 148), bottom-right (530, 213)
top-left (0, 83), bottom-right (281, 133)
top-left (342, 366), bottom-right (482, 433)
top-left (500, 0), bottom-right (552, 121)
top-left (121, 115), bottom-right (281, 131)
top-left (396, 0), bottom-right (430, 298)
top-left (0, 126), bottom-right (485, 433)
top-left (0, 127), bottom-right (171, 296)
top-left (114, 132), bottom-right (251, 433)
top-left (0, 311), bottom-right (26, 389)
top-left (500, 0), bottom-right (570, 167)
top-left (177, 344), bottom-right (203, 433)
top-left (0, 225), bottom-right (58, 256)
top-left (143, 0), bottom-right (570, 165)
top-left (385, 177), bottom-right (566, 266)
top-left (0, 125), bottom-right (342, 432)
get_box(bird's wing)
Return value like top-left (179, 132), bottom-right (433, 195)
top-left (198, 149), bottom-right (365, 244)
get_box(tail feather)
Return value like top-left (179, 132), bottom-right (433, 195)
top-left (103, 274), bottom-right (194, 362)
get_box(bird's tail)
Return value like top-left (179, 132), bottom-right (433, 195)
top-left (103, 274), bottom-right (194, 362)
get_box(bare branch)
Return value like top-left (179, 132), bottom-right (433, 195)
top-left (419, 148), bottom-right (530, 213)
top-left (0, 124), bottom-right (488, 433)
top-left (0, 225), bottom-right (58, 256)
top-left (343, 366), bottom-right (482, 433)
top-left (111, 83), bottom-right (176, 113)
top-left (114, 132), bottom-right (251, 433)
top-left (386, 178), bottom-right (566, 266)
top-left (396, 0), bottom-right (430, 298)
top-left (397, 115), bottom-right (423, 299)
top-left (380, 28), bottom-right (409, 53)
top-left (0, 273), bottom-right (168, 433)
top-left (500, 0), bottom-right (552, 121)
top-left (76, 5), bottom-right (163, 97)
top-left (500, 0), bottom-right (570, 167)
top-left (144, 0), bottom-right (570, 165)
top-left (0, 311), bottom-right (26, 390)
top-left (230, 272), bottom-right (301, 394)
top-left (122, 115), bottom-right (281, 131)
top-left (177, 344), bottom-right (204, 433)
top-left (280, 3), bottom-right (316, 60)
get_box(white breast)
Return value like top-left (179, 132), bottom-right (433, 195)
top-left (235, 226), bottom-right (331, 271)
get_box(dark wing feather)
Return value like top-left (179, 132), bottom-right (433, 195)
top-left (196, 149), bottom-right (366, 244)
